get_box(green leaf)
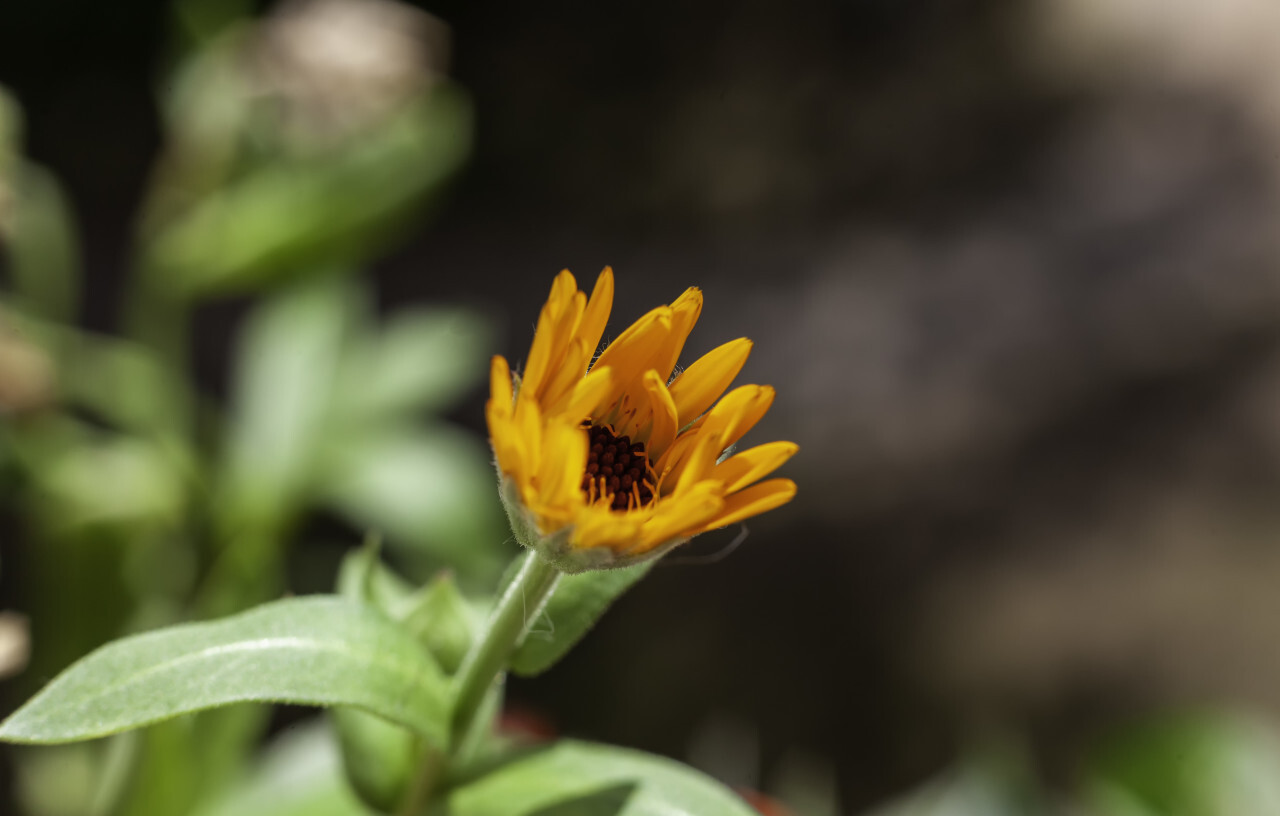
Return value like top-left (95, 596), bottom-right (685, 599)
top-left (1085, 712), bottom-right (1280, 816)
top-left (337, 539), bottom-right (381, 605)
top-left (509, 563), bottom-right (653, 677)
top-left (11, 743), bottom-right (101, 816)
top-left (220, 275), bottom-right (355, 529)
top-left (453, 680), bottom-right (506, 771)
top-left (193, 718), bottom-right (372, 816)
top-left (336, 537), bottom-right (414, 614)
top-left (334, 307), bottom-right (493, 421)
top-left (331, 707), bottom-right (419, 814)
top-left (5, 161), bottom-right (80, 322)
top-left (35, 435), bottom-right (186, 531)
top-left (440, 740), bottom-right (758, 816)
top-left (144, 88), bottom-right (471, 297)
top-left (337, 546), bottom-right (478, 674)
top-left (63, 333), bottom-right (187, 433)
top-left (400, 572), bottom-right (477, 675)
top-left (0, 596), bottom-right (450, 747)
top-left (319, 426), bottom-right (506, 580)
top-left (109, 722), bottom-right (202, 816)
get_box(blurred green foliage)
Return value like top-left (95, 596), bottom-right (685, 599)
top-left (853, 710), bottom-right (1280, 816)
top-left (0, 0), bottom-right (502, 812)
top-left (6, 2), bottom-right (1280, 815)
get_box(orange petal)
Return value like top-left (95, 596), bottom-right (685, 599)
top-left (513, 393), bottom-right (544, 479)
top-left (540, 291), bottom-right (586, 399)
top-left (651, 387), bottom-right (773, 488)
top-left (668, 338), bottom-right (753, 427)
top-left (591, 306), bottom-right (673, 380)
top-left (486, 403), bottom-right (522, 476)
top-left (674, 429), bottom-right (725, 495)
top-left (571, 505), bottom-right (642, 551)
top-left (551, 365), bottom-right (615, 421)
top-left (612, 387), bottom-right (649, 441)
top-left (489, 355), bottom-right (513, 416)
top-left (577, 268), bottom-right (615, 361)
top-left (522, 272), bottom-right (584, 401)
top-left (711, 441), bottom-right (798, 494)
top-left (702, 384), bottom-right (775, 449)
top-left (654, 431), bottom-right (697, 486)
top-left (592, 307), bottom-right (673, 426)
top-left (695, 478), bottom-right (796, 533)
top-left (637, 370), bottom-right (678, 456)
top-left (636, 481), bottom-right (724, 552)
top-left (540, 337), bottom-right (591, 411)
top-left (538, 421), bottom-right (588, 506)
top-left (653, 287), bottom-right (703, 382)
top-left (521, 317), bottom-right (551, 403)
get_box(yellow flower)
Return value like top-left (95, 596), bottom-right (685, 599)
top-left (487, 268), bottom-right (797, 571)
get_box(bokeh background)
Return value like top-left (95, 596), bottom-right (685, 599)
top-left (5, 0), bottom-right (1280, 813)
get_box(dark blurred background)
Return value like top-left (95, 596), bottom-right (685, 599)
top-left (6, 0), bottom-right (1280, 811)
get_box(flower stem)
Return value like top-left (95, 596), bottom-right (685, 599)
top-left (397, 745), bottom-right (445, 816)
top-left (398, 549), bottom-right (561, 815)
top-left (451, 550), bottom-right (561, 745)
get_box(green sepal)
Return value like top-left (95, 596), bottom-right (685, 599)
top-left (497, 477), bottom-right (685, 574)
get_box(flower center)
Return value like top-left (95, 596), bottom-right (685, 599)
top-left (581, 424), bottom-right (657, 511)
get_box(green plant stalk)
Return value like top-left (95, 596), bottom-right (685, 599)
top-left (398, 549), bottom-right (561, 815)
top-left (398, 744), bottom-right (446, 816)
top-left (450, 550), bottom-right (561, 744)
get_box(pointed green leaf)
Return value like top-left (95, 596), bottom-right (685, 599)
top-left (509, 562), bottom-right (653, 677)
top-left (0, 597), bottom-right (449, 747)
top-left (442, 740), bottom-right (757, 816)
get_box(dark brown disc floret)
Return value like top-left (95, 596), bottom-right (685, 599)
top-left (581, 424), bottom-right (657, 511)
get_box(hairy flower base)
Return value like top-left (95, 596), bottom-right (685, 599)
top-left (487, 267), bottom-right (797, 572)
top-left (498, 477), bottom-right (689, 572)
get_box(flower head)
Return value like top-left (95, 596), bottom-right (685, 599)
top-left (487, 268), bottom-right (797, 571)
